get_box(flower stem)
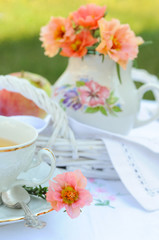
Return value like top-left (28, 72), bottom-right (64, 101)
top-left (116, 63), bottom-right (122, 84)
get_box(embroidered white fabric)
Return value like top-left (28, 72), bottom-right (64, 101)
top-left (1, 69), bottom-right (159, 210)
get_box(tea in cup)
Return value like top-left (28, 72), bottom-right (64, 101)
top-left (0, 116), bottom-right (56, 192)
top-left (0, 138), bottom-right (17, 147)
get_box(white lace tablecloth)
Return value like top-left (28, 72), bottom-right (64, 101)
top-left (1, 178), bottom-right (159, 240)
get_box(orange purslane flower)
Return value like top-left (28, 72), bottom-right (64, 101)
top-left (96, 18), bottom-right (144, 69)
top-left (40, 17), bottom-right (75, 57)
top-left (46, 170), bottom-right (93, 218)
top-left (60, 30), bottom-right (97, 57)
top-left (70, 3), bottom-right (106, 29)
top-left (40, 4), bottom-right (144, 68)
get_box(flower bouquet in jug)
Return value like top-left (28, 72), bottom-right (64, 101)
top-left (40, 3), bottom-right (143, 69)
top-left (40, 4), bottom-right (148, 135)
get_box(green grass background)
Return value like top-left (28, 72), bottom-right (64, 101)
top-left (0, 0), bottom-right (159, 87)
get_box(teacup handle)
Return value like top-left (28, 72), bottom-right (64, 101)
top-left (12, 148), bottom-right (56, 187)
top-left (134, 83), bottom-right (159, 128)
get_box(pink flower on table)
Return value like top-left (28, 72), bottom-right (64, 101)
top-left (78, 80), bottom-right (110, 107)
top-left (96, 187), bottom-right (107, 193)
top-left (46, 170), bottom-right (93, 219)
top-left (108, 195), bottom-right (116, 201)
top-left (40, 17), bottom-right (74, 57)
top-left (96, 18), bottom-right (144, 69)
top-left (70, 4), bottom-right (106, 30)
top-left (60, 30), bottom-right (97, 57)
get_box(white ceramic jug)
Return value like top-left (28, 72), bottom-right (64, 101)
top-left (53, 55), bottom-right (159, 135)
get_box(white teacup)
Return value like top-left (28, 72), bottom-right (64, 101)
top-left (0, 116), bottom-right (56, 192)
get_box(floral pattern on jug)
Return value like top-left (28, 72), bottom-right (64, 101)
top-left (54, 78), bottom-right (122, 117)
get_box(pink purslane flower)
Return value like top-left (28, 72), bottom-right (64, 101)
top-left (70, 3), bottom-right (106, 30)
top-left (60, 30), bottom-right (97, 57)
top-left (46, 170), bottom-right (93, 219)
top-left (78, 80), bottom-right (110, 107)
top-left (96, 18), bottom-right (144, 69)
top-left (40, 17), bottom-right (74, 57)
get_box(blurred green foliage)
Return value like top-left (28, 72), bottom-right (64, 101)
top-left (0, 0), bottom-right (159, 88)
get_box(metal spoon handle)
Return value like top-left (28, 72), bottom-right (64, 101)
top-left (20, 201), bottom-right (46, 229)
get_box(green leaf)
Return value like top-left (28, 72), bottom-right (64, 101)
top-left (95, 200), bottom-right (110, 206)
top-left (87, 50), bottom-right (96, 55)
top-left (87, 42), bottom-right (99, 51)
top-left (23, 185), bottom-right (48, 200)
top-left (95, 203), bottom-right (106, 206)
top-left (85, 107), bottom-right (100, 113)
top-left (93, 29), bottom-right (100, 38)
top-left (104, 200), bottom-right (110, 205)
top-left (76, 81), bottom-right (85, 87)
top-left (106, 91), bottom-right (118, 105)
top-left (94, 199), bottom-right (115, 208)
top-left (116, 63), bottom-right (122, 84)
top-left (112, 106), bottom-right (122, 112)
top-left (72, 21), bottom-right (76, 29)
top-left (99, 106), bottom-right (108, 116)
top-left (75, 26), bottom-right (83, 34)
top-left (95, 199), bottom-right (102, 202)
top-left (64, 84), bottom-right (72, 88)
top-left (59, 98), bottom-right (64, 103)
top-left (106, 96), bottom-right (118, 105)
top-left (59, 99), bottom-right (66, 111)
top-left (109, 91), bottom-right (114, 99)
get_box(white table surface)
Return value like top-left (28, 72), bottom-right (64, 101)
top-left (1, 178), bottom-right (159, 240)
top-left (1, 71), bottom-right (159, 239)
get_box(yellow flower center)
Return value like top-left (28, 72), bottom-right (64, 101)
top-left (71, 40), bottom-right (82, 51)
top-left (112, 37), bottom-right (121, 50)
top-left (55, 25), bottom-right (65, 41)
top-left (61, 186), bottom-right (79, 205)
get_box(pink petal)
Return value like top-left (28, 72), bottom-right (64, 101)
top-left (53, 172), bottom-right (68, 188)
top-left (65, 171), bottom-right (77, 188)
top-left (89, 97), bottom-right (105, 107)
top-left (46, 187), bottom-right (64, 211)
top-left (65, 205), bottom-right (81, 219)
top-left (72, 189), bottom-right (93, 208)
top-left (51, 191), bottom-right (63, 202)
top-left (86, 80), bottom-right (98, 92)
top-left (50, 199), bottom-right (64, 211)
top-left (46, 186), bottom-right (63, 202)
top-left (73, 169), bottom-right (87, 188)
top-left (49, 180), bottom-right (62, 192)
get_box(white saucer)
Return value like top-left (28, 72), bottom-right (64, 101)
top-left (10, 115), bottom-right (51, 133)
top-left (0, 195), bottom-right (52, 225)
top-left (0, 163), bottom-right (63, 225)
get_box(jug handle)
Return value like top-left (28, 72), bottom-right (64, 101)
top-left (134, 83), bottom-right (159, 128)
